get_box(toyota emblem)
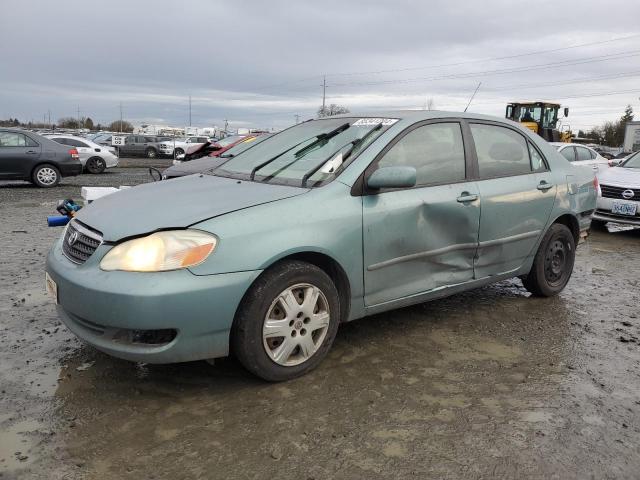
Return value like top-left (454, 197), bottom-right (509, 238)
top-left (67, 230), bottom-right (79, 246)
top-left (622, 189), bottom-right (635, 200)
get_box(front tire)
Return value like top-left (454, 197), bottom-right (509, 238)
top-left (522, 224), bottom-right (575, 297)
top-left (232, 261), bottom-right (340, 381)
top-left (86, 157), bottom-right (106, 174)
top-left (32, 164), bottom-right (60, 188)
top-left (145, 148), bottom-right (157, 158)
top-left (174, 148), bottom-right (184, 157)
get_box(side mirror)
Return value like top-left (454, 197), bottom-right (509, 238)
top-left (367, 166), bottom-right (417, 190)
top-left (564, 107), bottom-right (569, 117)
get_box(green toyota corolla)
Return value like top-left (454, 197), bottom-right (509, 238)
top-left (46, 111), bottom-right (597, 381)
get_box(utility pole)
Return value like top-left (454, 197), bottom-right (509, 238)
top-left (47, 110), bottom-right (51, 129)
top-left (77, 105), bottom-right (81, 129)
top-left (294, 114), bottom-right (300, 124)
top-left (321, 75), bottom-right (326, 112)
top-left (189, 95), bottom-right (192, 126)
top-left (119, 102), bottom-right (123, 133)
top-left (224, 119), bottom-right (228, 134)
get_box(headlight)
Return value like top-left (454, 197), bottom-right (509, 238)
top-left (100, 230), bottom-right (217, 272)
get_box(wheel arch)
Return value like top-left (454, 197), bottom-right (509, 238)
top-left (255, 250), bottom-right (352, 324)
top-left (30, 162), bottom-right (60, 178)
top-left (550, 213), bottom-right (580, 244)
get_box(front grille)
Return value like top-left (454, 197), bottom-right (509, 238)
top-left (600, 184), bottom-right (640, 200)
top-left (62, 220), bottom-right (103, 264)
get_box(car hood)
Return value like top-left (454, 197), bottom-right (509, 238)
top-left (164, 156), bottom-right (226, 177)
top-left (75, 174), bottom-right (309, 242)
top-left (598, 166), bottom-right (640, 188)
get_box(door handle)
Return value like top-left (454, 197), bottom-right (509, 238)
top-left (537, 181), bottom-right (554, 191)
top-left (25, 150), bottom-right (37, 154)
top-left (457, 192), bottom-right (478, 203)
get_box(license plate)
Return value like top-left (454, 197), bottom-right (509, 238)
top-left (611, 201), bottom-right (638, 216)
top-left (45, 272), bottom-right (58, 304)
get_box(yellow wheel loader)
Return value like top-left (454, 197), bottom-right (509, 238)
top-left (506, 102), bottom-right (572, 142)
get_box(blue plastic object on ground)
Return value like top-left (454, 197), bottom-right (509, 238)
top-left (48, 215), bottom-right (71, 227)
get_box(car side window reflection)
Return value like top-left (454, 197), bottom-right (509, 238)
top-left (471, 124), bottom-right (531, 177)
top-left (377, 122), bottom-right (466, 186)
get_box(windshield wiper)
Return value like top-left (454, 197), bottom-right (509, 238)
top-left (300, 122), bottom-right (383, 187)
top-left (249, 122), bottom-right (350, 181)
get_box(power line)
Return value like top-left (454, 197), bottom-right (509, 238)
top-left (327, 50), bottom-right (640, 88)
top-left (247, 33), bottom-right (640, 92)
top-left (324, 33), bottom-right (640, 77)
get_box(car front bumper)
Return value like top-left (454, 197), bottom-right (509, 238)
top-left (46, 239), bottom-right (261, 363)
top-left (594, 196), bottom-right (640, 225)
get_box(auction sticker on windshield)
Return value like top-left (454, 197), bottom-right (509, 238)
top-left (353, 118), bottom-right (399, 126)
top-left (45, 272), bottom-right (58, 304)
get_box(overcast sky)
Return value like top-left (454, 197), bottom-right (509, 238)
top-left (1, 0), bottom-right (639, 132)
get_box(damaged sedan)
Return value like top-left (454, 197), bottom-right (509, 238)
top-left (45, 111), bottom-right (597, 381)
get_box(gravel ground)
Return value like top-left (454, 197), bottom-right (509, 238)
top-left (1, 159), bottom-right (639, 479)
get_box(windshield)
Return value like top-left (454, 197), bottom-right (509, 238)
top-left (219, 135), bottom-right (271, 158)
top-left (514, 105), bottom-right (542, 123)
top-left (213, 117), bottom-right (396, 187)
top-left (622, 151), bottom-right (640, 168)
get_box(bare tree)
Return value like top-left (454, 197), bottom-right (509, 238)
top-left (108, 120), bottom-right (134, 133)
top-left (317, 104), bottom-right (350, 118)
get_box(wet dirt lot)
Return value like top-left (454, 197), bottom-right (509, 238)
top-left (1, 160), bottom-right (639, 480)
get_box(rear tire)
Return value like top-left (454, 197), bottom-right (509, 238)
top-left (232, 260), bottom-right (340, 381)
top-left (174, 148), bottom-right (184, 157)
top-left (86, 157), bottom-right (106, 174)
top-left (145, 148), bottom-right (157, 158)
top-left (522, 224), bottom-right (575, 297)
top-left (32, 164), bottom-right (60, 188)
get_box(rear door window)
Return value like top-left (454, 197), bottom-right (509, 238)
top-left (559, 147), bottom-right (576, 162)
top-left (470, 124), bottom-right (531, 177)
top-left (576, 146), bottom-right (592, 161)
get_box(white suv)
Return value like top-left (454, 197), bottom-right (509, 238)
top-left (158, 137), bottom-right (212, 157)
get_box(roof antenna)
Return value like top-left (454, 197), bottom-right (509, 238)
top-left (464, 82), bottom-right (482, 112)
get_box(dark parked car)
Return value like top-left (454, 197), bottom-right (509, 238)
top-left (116, 135), bottom-right (172, 158)
top-left (0, 128), bottom-right (82, 187)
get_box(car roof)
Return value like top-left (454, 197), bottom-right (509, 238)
top-left (329, 110), bottom-right (511, 122)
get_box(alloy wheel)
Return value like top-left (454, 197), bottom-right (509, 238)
top-left (36, 167), bottom-right (58, 186)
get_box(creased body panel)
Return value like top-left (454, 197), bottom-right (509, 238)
top-left (363, 182), bottom-right (480, 307)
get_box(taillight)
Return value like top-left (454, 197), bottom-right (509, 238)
top-left (593, 176), bottom-right (600, 195)
top-left (69, 148), bottom-right (79, 159)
